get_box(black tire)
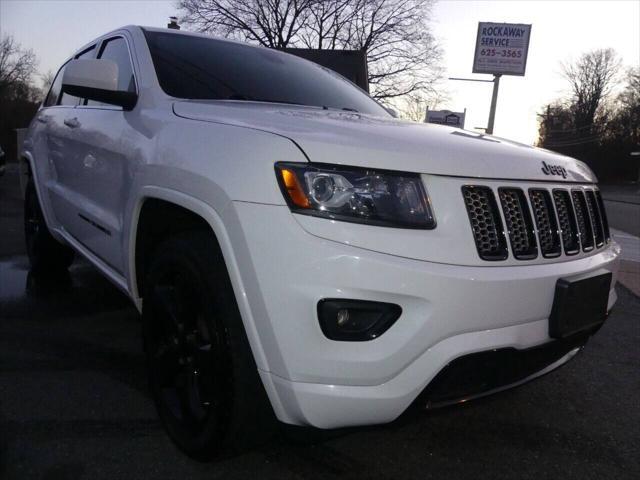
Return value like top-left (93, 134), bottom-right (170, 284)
top-left (142, 231), bottom-right (275, 460)
top-left (24, 178), bottom-right (74, 272)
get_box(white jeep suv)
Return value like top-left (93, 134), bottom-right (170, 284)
top-left (21, 26), bottom-right (620, 458)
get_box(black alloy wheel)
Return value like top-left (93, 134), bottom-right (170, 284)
top-left (142, 231), bottom-right (274, 460)
top-left (24, 178), bottom-right (74, 272)
top-left (147, 263), bottom-right (230, 444)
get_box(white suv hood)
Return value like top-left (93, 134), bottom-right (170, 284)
top-left (173, 101), bottom-right (596, 183)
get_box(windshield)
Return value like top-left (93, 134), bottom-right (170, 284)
top-left (143, 30), bottom-right (389, 116)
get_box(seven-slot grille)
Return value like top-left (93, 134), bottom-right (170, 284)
top-left (585, 190), bottom-right (605, 247)
top-left (529, 189), bottom-right (561, 258)
top-left (461, 186), bottom-right (508, 261)
top-left (571, 190), bottom-right (594, 251)
top-left (595, 190), bottom-right (611, 242)
top-left (462, 185), bottom-right (610, 261)
top-left (498, 188), bottom-right (538, 260)
top-left (553, 190), bottom-right (580, 255)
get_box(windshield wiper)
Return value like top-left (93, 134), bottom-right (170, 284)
top-left (320, 105), bottom-right (359, 113)
top-left (227, 95), bottom-right (304, 106)
top-left (227, 96), bottom-right (359, 113)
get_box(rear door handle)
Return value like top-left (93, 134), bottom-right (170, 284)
top-left (63, 117), bottom-right (80, 128)
top-left (37, 116), bottom-right (48, 124)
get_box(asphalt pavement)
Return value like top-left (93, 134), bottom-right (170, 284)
top-left (1, 165), bottom-right (639, 480)
top-left (600, 183), bottom-right (640, 295)
top-left (600, 183), bottom-right (640, 237)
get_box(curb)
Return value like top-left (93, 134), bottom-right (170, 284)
top-left (612, 228), bottom-right (640, 297)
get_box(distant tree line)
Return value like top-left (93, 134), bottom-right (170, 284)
top-left (0, 35), bottom-right (46, 164)
top-left (538, 49), bottom-right (640, 182)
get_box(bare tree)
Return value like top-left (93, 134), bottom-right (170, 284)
top-left (39, 70), bottom-right (56, 101)
top-left (561, 48), bottom-right (621, 132)
top-left (178, 0), bottom-right (443, 102)
top-left (401, 94), bottom-right (429, 122)
top-left (0, 35), bottom-right (37, 100)
top-left (297, 0), bottom-right (355, 50)
top-left (178, 0), bottom-right (314, 48)
top-left (0, 36), bottom-right (40, 164)
top-left (603, 67), bottom-right (640, 151)
top-left (537, 51), bottom-right (638, 181)
top-left (400, 89), bottom-right (448, 122)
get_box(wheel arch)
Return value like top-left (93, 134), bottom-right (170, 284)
top-left (128, 187), bottom-right (272, 374)
top-left (19, 151), bottom-right (65, 244)
top-left (19, 152), bottom-right (35, 198)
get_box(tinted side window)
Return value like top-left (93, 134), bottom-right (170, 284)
top-left (77, 46), bottom-right (96, 60)
top-left (59, 83), bottom-right (80, 106)
top-left (87, 37), bottom-right (135, 107)
top-left (44, 66), bottom-right (65, 107)
top-left (100, 38), bottom-right (135, 92)
top-left (59, 46), bottom-right (96, 106)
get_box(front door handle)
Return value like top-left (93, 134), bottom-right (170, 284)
top-left (63, 117), bottom-right (80, 128)
top-left (37, 116), bottom-right (48, 124)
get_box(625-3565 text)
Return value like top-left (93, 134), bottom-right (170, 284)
top-left (480, 49), bottom-right (523, 58)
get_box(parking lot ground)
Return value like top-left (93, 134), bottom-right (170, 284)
top-left (600, 183), bottom-right (640, 237)
top-left (1, 165), bottom-right (639, 480)
top-left (611, 228), bottom-right (640, 296)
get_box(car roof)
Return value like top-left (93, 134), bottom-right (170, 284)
top-left (70, 24), bottom-right (271, 62)
top-left (140, 25), bottom-right (238, 42)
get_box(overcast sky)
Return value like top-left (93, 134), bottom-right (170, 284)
top-left (1, 0), bottom-right (638, 144)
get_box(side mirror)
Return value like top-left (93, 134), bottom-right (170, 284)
top-left (61, 59), bottom-right (137, 110)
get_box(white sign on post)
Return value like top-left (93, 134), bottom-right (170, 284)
top-left (425, 109), bottom-right (466, 129)
top-left (473, 22), bottom-right (532, 76)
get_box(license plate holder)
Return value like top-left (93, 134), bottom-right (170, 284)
top-left (549, 273), bottom-right (612, 339)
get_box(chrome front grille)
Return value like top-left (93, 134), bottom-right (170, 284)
top-left (553, 189), bottom-right (580, 255)
top-left (462, 184), bottom-right (610, 261)
top-left (461, 186), bottom-right (508, 261)
top-left (571, 190), bottom-right (594, 251)
top-left (498, 188), bottom-right (538, 260)
top-left (585, 190), bottom-right (605, 248)
top-left (529, 189), bottom-right (561, 258)
top-left (595, 190), bottom-right (610, 242)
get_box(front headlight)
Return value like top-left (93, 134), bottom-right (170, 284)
top-left (275, 162), bottom-right (436, 229)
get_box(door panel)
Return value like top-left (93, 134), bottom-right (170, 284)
top-left (57, 109), bottom-right (130, 271)
top-left (43, 92), bottom-right (79, 232)
top-left (57, 36), bottom-right (138, 273)
top-left (40, 47), bottom-right (96, 242)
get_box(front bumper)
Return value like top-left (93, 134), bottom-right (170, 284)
top-left (418, 330), bottom-right (594, 407)
top-left (227, 201), bottom-right (620, 428)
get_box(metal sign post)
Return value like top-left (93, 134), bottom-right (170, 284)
top-left (473, 23), bottom-right (532, 77)
top-left (447, 76), bottom-right (494, 132)
top-left (450, 22), bottom-right (532, 134)
top-left (486, 74), bottom-right (501, 134)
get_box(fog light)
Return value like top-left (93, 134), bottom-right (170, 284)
top-left (317, 299), bottom-right (402, 341)
top-left (336, 309), bottom-right (350, 327)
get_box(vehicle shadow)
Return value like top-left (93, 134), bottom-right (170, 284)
top-left (0, 252), bottom-right (638, 480)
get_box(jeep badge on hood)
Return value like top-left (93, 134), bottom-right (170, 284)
top-left (541, 160), bottom-right (568, 178)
